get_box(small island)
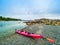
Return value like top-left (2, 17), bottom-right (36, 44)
top-left (0, 16), bottom-right (21, 21)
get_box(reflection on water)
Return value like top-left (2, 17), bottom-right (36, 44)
top-left (0, 21), bottom-right (27, 38)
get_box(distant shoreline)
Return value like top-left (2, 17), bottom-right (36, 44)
top-left (0, 16), bottom-right (60, 26)
top-left (25, 18), bottom-right (60, 26)
top-left (0, 16), bottom-right (21, 21)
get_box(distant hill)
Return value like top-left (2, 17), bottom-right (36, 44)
top-left (0, 16), bottom-right (21, 21)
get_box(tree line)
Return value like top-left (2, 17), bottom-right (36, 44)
top-left (0, 16), bottom-right (21, 21)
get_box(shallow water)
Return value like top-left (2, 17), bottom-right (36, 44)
top-left (22, 24), bottom-right (60, 45)
top-left (0, 23), bottom-right (60, 45)
top-left (0, 21), bottom-right (27, 38)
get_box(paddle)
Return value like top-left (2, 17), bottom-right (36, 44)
top-left (45, 38), bottom-right (55, 43)
top-left (43, 37), bottom-right (58, 45)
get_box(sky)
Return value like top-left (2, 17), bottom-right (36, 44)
top-left (0, 0), bottom-right (60, 20)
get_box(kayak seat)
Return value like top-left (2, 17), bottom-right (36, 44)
top-left (28, 32), bottom-right (31, 34)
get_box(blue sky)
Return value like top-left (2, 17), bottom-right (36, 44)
top-left (0, 0), bottom-right (60, 20)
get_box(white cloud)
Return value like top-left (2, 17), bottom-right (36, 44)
top-left (9, 0), bottom-right (54, 15)
top-left (4, 14), bottom-right (60, 20)
top-left (1, 0), bottom-right (60, 20)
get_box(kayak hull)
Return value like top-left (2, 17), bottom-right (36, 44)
top-left (16, 30), bottom-right (44, 38)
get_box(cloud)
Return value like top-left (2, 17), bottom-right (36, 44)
top-left (3, 13), bottom-right (60, 20)
top-left (0, 0), bottom-right (60, 20)
top-left (4, 0), bottom-right (53, 15)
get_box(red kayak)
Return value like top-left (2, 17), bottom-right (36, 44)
top-left (16, 30), bottom-right (44, 38)
top-left (16, 30), bottom-right (55, 43)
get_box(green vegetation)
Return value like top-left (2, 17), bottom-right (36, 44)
top-left (0, 16), bottom-right (21, 21)
top-left (25, 18), bottom-right (60, 26)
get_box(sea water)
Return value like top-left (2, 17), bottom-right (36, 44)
top-left (0, 21), bottom-right (27, 38)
